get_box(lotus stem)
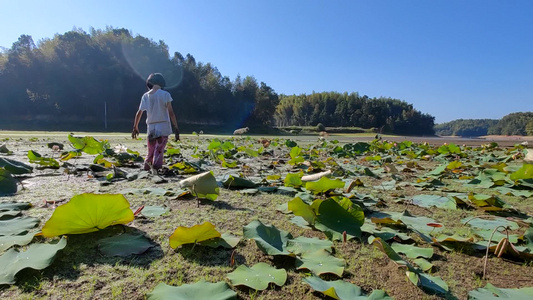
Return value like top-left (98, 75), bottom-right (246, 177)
top-left (483, 225), bottom-right (508, 279)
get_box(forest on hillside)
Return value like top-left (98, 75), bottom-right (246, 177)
top-left (435, 112), bottom-right (533, 137)
top-left (0, 27), bottom-right (436, 134)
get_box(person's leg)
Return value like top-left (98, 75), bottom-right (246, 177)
top-left (153, 136), bottom-right (168, 169)
top-left (144, 138), bottom-right (156, 170)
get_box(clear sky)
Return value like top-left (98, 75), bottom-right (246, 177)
top-left (1, 0), bottom-right (532, 123)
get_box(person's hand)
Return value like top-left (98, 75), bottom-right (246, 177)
top-left (132, 128), bottom-right (139, 139)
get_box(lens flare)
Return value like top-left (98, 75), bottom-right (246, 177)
top-left (121, 41), bottom-right (183, 90)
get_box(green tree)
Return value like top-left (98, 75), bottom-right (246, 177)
top-left (488, 112), bottom-right (533, 136)
top-left (526, 120), bottom-right (533, 136)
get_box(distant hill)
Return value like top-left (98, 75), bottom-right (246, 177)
top-left (434, 119), bottom-right (498, 137)
top-left (435, 112), bottom-right (533, 137)
top-left (488, 112), bottom-right (533, 136)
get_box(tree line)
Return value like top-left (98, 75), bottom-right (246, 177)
top-left (434, 112), bottom-right (533, 137)
top-left (0, 27), bottom-right (435, 134)
top-left (275, 92), bottom-right (435, 135)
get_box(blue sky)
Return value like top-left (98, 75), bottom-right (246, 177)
top-left (1, 0), bottom-right (532, 123)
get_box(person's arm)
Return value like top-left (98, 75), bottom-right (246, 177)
top-left (132, 109), bottom-right (143, 139)
top-left (167, 102), bottom-right (180, 141)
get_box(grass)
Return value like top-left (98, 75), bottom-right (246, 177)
top-left (0, 132), bottom-right (532, 299)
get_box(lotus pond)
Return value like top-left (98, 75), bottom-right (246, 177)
top-left (0, 132), bottom-right (532, 299)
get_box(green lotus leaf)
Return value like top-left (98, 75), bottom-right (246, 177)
top-left (221, 141), bottom-right (235, 151)
top-left (510, 163), bottom-right (533, 180)
top-left (373, 237), bottom-right (449, 295)
top-left (284, 172), bottom-right (303, 187)
top-left (413, 258), bottom-right (433, 272)
top-left (244, 147), bottom-right (260, 157)
top-left (303, 275), bottom-right (392, 300)
top-left (446, 160), bottom-right (462, 170)
top-left (372, 238), bottom-right (448, 294)
top-left (315, 199), bottom-right (363, 240)
top-left (27, 150), bottom-right (60, 168)
top-left (469, 283), bottom-right (533, 299)
top-left (412, 178), bottom-right (445, 190)
top-left (41, 193), bottom-right (134, 237)
top-left (179, 171), bottom-right (219, 200)
top-left (331, 196), bottom-right (365, 220)
top-left (0, 216), bottom-right (39, 236)
top-left (438, 143), bottom-right (461, 155)
top-left (516, 178), bottom-right (533, 189)
top-left (243, 220), bottom-right (293, 256)
top-left (0, 144), bottom-right (10, 154)
top-left (296, 249), bottom-right (345, 276)
top-left (495, 187), bottom-right (533, 198)
top-left (288, 146), bottom-right (305, 165)
top-left (524, 225), bottom-right (533, 252)
top-left (266, 174), bottom-right (281, 181)
top-left (0, 237), bottom-right (67, 285)
top-left (140, 205), bottom-right (168, 217)
top-left (0, 157), bottom-right (33, 174)
top-left (365, 155), bottom-right (382, 161)
top-left (221, 158), bottom-right (238, 168)
top-left (347, 142), bottom-right (371, 154)
top-left (169, 222), bottom-right (221, 249)
top-left (0, 209), bottom-right (21, 219)
top-left (166, 148), bottom-right (181, 156)
top-left (374, 179), bottom-right (396, 191)
top-left (432, 234), bottom-right (474, 251)
top-left (277, 186), bottom-right (299, 196)
top-left (0, 202), bottom-right (32, 212)
top-left (290, 216), bottom-right (313, 229)
top-left (169, 161), bottom-right (199, 173)
top-left (363, 167), bottom-right (379, 177)
top-left (0, 231), bottom-right (36, 252)
top-left (474, 229), bottom-right (519, 244)
top-left (410, 195), bottom-right (456, 210)
top-left (467, 172), bottom-right (496, 188)
top-left (207, 139), bottom-right (222, 150)
top-left (288, 197), bottom-right (316, 225)
top-left (371, 237), bottom-right (409, 267)
top-left (198, 232), bottom-right (241, 249)
top-left (276, 202), bottom-right (289, 214)
top-left (461, 216), bottom-right (519, 231)
top-left (362, 223), bottom-right (411, 242)
top-left (286, 236), bottom-right (333, 255)
top-left (68, 134), bottom-right (108, 154)
top-left (221, 174), bottom-right (257, 189)
top-left (427, 164), bottom-right (447, 176)
top-left (407, 270), bottom-right (449, 295)
top-left (285, 139), bottom-right (297, 147)
top-left (98, 233), bottom-right (153, 257)
top-left (305, 176), bottom-right (345, 194)
top-left (433, 234), bottom-right (473, 243)
top-left (391, 243), bottom-right (434, 259)
top-left (227, 262), bottom-right (287, 290)
top-left (468, 193), bottom-right (509, 210)
top-left (147, 280), bottom-right (237, 300)
top-left (0, 169), bottom-right (17, 195)
top-left (399, 212), bottom-right (443, 237)
top-left (59, 150), bottom-right (82, 161)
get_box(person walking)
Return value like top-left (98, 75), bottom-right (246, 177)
top-left (132, 73), bottom-right (179, 172)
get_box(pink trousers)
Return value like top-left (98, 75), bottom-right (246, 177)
top-left (144, 136), bottom-right (168, 170)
